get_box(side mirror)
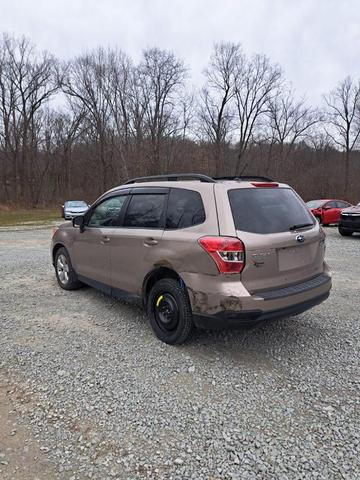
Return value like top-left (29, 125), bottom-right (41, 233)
top-left (73, 215), bottom-right (85, 232)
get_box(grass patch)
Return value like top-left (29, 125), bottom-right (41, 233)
top-left (0, 209), bottom-right (61, 226)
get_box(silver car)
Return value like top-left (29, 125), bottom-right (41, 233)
top-left (62, 200), bottom-right (89, 220)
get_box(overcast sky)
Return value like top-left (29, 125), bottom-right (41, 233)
top-left (1, 0), bottom-right (359, 105)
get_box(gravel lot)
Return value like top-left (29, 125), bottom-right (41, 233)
top-left (0, 226), bottom-right (359, 479)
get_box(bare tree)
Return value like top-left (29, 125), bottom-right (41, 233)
top-left (266, 87), bottom-right (320, 172)
top-left (178, 91), bottom-right (196, 140)
top-left (233, 54), bottom-right (282, 175)
top-left (137, 48), bottom-right (187, 173)
top-left (51, 108), bottom-right (85, 198)
top-left (61, 48), bottom-right (114, 191)
top-left (324, 76), bottom-right (360, 193)
top-left (105, 49), bottom-right (134, 180)
top-left (0, 33), bottom-right (58, 204)
top-left (198, 42), bottom-right (242, 174)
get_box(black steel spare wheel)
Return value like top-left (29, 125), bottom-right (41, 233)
top-left (147, 278), bottom-right (194, 345)
top-left (154, 293), bottom-right (179, 332)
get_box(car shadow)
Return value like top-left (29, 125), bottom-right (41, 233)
top-left (62, 277), bottom-right (331, 370)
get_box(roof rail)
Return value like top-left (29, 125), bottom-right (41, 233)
top-left (124, 173), bottom-right (216, 184)
top-left (214, 175), bottom-right (274, 182)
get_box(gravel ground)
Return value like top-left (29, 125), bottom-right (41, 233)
top-left (0, 226), bottom-right (359, 480)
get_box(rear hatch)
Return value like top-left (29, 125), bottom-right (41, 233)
top-left (227, 186), bottom-right (325, 292)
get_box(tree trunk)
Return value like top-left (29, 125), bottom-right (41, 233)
top-left (344, 150), bottom-right (350, 197)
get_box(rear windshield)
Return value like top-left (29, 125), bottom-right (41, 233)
top-left (228, 188), bottom-right (315, 234)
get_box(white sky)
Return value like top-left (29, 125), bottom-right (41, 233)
top-left (1, 0), bottom-right (359, 105)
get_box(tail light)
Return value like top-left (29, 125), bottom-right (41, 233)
top-left (198, 236), bottom-right (245, 274)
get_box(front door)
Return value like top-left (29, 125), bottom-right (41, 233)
top-left (323, 201), bottom-right (338, 224)
top-left (71, 195), bottom-right (128, 291)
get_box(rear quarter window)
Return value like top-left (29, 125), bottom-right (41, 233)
top-left (228, 187), bottom-right (315, 234)
top-left (166, 188), bottom-right (205, 229)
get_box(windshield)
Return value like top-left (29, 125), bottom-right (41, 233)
top-left (306, 200), bottom-right (325, 208)
top-left (228, 188), bottom-right (315, 234)
top-left (65, 201), bottom-right (87, 207)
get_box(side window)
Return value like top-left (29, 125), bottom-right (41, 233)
top-left (326, 201), bottom-right (337, 208)
top-left (88, 196), bottom-right (127, 227)
top-left (166, 188), bottom-right (206, 229)
top-left (336, 201), bottom-right (349, 208)
top-left (124, 194), bottom-right (166, 228)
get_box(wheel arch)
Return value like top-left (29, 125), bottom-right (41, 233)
top-left (142, 266), bottom-right (186, 306)
top-left (52, 243), bottom-right (66, 264)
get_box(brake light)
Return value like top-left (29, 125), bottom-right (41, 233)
top-left (251, 182), bottom-right (279, 188)
top-left (198, 236), bottom-right (245, 274)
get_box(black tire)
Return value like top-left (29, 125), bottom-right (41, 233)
top-left (54, 247), bottom-right (82, 290)
top-left (147, 278), bottom-right (194, 345)
top-left (339, 227), bottom-right (353, 237)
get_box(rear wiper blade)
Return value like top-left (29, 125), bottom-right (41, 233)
top-left (289, 223), bottom-right (314, 231)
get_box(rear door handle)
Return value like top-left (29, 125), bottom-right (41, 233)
top-left (144, 237), bottom-right (158, 247)
top-left (100, 236), bottom-right (111, 245)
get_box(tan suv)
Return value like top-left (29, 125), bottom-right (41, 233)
top-left (51, 174), bottom-right (332, 344)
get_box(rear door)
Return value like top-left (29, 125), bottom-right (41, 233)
top-left (109, 188), bottom-right (167, 295)
top-left (224, 186), bottom-right (325, 292)
top-left (336, 201), bottom-right (351, 222)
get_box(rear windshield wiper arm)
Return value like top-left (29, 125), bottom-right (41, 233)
top-left (289, 223), bottom-right (314, 231)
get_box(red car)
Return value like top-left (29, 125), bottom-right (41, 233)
top-left (306, 199), bottom-right (352, 226)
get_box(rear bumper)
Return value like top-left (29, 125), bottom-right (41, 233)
top-left (185, 270), bottom-right (332, 330)
top-left (194, 291), bottom-right (330, 329)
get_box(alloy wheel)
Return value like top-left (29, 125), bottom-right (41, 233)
top-left (57, 254), bottom-right (69, 285)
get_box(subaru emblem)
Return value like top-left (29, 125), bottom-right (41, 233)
top-left (296, 235), bottom-right (305, 243)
